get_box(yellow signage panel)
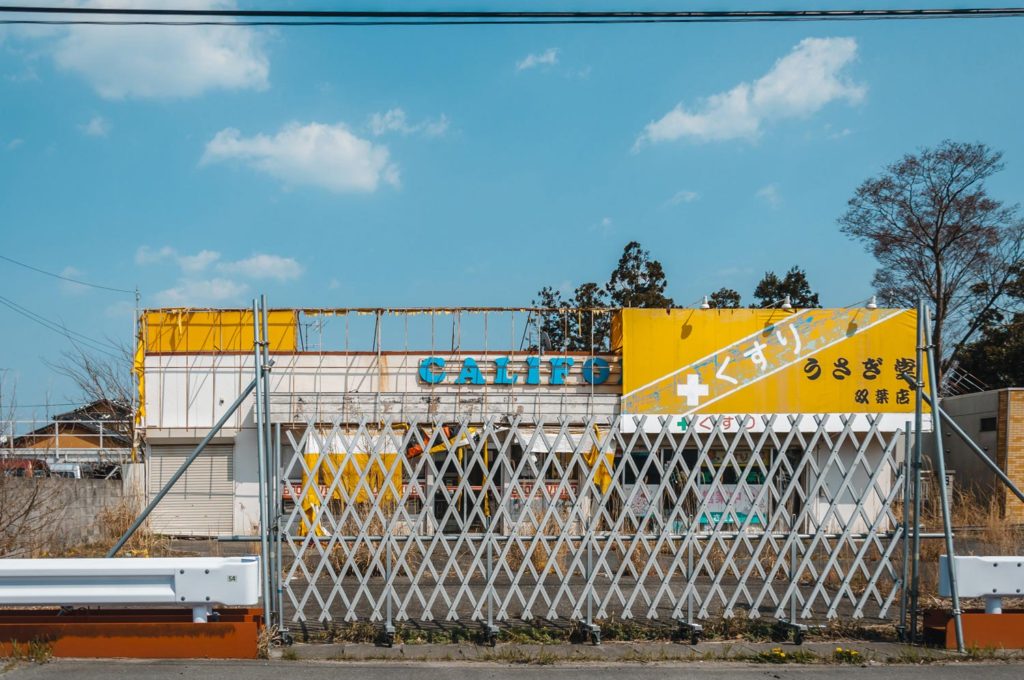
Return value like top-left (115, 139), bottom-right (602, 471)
top-left (617, 308), bottom-right (925, 414)
top-left (142, 309), bottom-right (298, 353)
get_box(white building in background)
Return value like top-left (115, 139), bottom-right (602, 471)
top-left (138, 307), bottom-right (923, 537)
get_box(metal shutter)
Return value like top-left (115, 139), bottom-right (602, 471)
top-left (148, 444), bottom-right (233, 537)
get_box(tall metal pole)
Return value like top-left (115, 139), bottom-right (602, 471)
top-left (252, 300), bottom-right (272, 623)
top-left (108, 377), bottom-right (258, 557)
top-left (260, 295), bottom-right (276, 629)
top-left (924, 305), bottom-right (964, 653)
top-left (909, 300), bottom-right (925, 642)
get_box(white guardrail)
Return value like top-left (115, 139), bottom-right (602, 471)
top-left (0, 556), bottom-right (260, 622)
top-left (940, 555), bottom-right (1024, 614)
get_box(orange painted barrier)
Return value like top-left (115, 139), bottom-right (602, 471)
top-left (924, 608), bottom-right (1024, 649)
top-left (0, 608), bottom-right (262, 659)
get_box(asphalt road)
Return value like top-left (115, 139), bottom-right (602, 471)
top-left (4, 661), bottom-right (1024, 679)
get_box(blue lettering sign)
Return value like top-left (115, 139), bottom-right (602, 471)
top-left (455, 357), bottom-right (485, 385)
top-left (525, 357), bottom-right (541, 385)
top-left (493, 357), bottom-right (519, 385)
top-left (582, 357), bottom-right (610, 385)
top-left (548, 357), bottom-right (575, 385)
top-left (418, 357), bottom-right (446, 384)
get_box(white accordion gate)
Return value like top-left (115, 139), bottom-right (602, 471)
top-left (276, 414), bottom-right (907, 632)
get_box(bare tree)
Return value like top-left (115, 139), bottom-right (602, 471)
top-left (0, 376), bottom-right (49, 557)
top-left (45, 340), bottom-right (134, 408)
top-left (839, 140), bottom-right (1024, 376)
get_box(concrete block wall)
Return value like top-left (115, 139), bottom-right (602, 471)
top-left (1003, 389), bottom-right (1024, 524)
top-left (0, 473), bottom-right (143, 556)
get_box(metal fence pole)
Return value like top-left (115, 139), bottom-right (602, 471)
top-left (789, 538), bottom-right (798, 626)
top-left (924, 306), bottom-right (964, 653)
top-left (486, 515), bottom-right (496, 641)
top-left (898, 422), bottom-right (912, 641)
top-left (386, 537), bottom-right (393, 628)
top-left (909, 300), bottom-right (925, 642)
top-left (260, 295), bottom-right (275, 629)
top-left (687, 539), bottom-right (694, 627)
top-left (275, 421), bottom-right (286, 636)
top-left (252, 300), bottom-right (272, 624)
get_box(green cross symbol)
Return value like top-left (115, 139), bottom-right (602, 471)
top-left (676, 417), bottom-right (688, 432)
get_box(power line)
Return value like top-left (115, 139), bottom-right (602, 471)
top-left (6, 402), bottom-right (92, 409)
top-left (0, 294), bottom-right (121, 358)
top-left (0, 6), bottom-right (1023, 26)
top-left (0, 254), bottom-right (134, 295)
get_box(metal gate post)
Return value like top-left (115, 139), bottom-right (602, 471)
top-left (485, 515), bottom-right (498, 645)
top-left (909, 299), bottom-right (925, 642)
top-left (585, 534), bottom-right (600, 644)
top-left (259, 295), bottom-right (275, 630)
top-left (275, 421), bottom-right (289, 641)
top-left (924, 306), bottom-right (964, 653)
top-left (680, 538), bottom-right (701, 644)
top-left (897, 422), bottom-right (912, 641)
top-left (252, 300), bottom-right (272, 627)
top-left (384, 535), bottom-right (395, 646)
top-left (786, 536), bottom-right (806, 644)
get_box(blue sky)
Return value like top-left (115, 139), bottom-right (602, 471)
top-left (1, 1), bottom-right (1023, 415)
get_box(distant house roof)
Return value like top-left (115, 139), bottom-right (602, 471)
top-left (52, 399), bottom-right (131, 425)
top-left (12, 399), bottom-right (132, 448)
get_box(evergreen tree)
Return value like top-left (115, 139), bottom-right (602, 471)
top-left (606, 241), bottom-right (674, 308)
top-left (752, 266), bottom-right (821, 308)
top-left (568, 282), bottom-right (611, 351)
top-left (530, 286), bottom-right (567, 351)
top-left (707, 287), bottom-right (742, 309)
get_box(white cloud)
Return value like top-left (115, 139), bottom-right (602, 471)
top-left (154, 278), bottom-right (248, 306)
top-left (666, 189), bottom-right (700, 205)
top-left (369, 108), bottom-right (449, 137)
top-left (104, 299), bottom-right (137, 320)
top-left (5, 138), bottom-right (23, 151)
top-left (756, 184), bottom-right (782, 208)
top-left (58, 266), bottom-right (89, 295)
top-left (137, 245), bottom-right (303, 305)
top-left (516, 48), bottom-right (559, 71)
top-left (79, 115), bottom-right (110, 137)
top-left (201, 121), bottom-right (399, 193)
top-left (28, 1), bottom-right (269, 99)
top-left (5, 66), bottom-right (39, 84)
top-left (590, 216), bottom-right (614, 236)
top-left (635, 37), bottom-right (865, 148)
top-left (178, 249), bottom-right (220, 273)
top-left (134, 245), bottom-right (176, 265)
top-left (369, 109), bottom-right (409, 135)
top-left (217, 254), bottom-right (303, 281)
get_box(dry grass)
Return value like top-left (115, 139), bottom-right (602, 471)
top-left (3, 640), bottom-right (53, 665)
top-left (903, 480), bottom-right (1024, 599)
top-left (52, 496), bottom-right (180, 558)
top-left (256, 625), bottom-right (272, 659)
top-left (0, 475), bottom-right (64, 557)
top-left (326, 501), bottom-right (421, 577)
top-left (503, 508), bottom-right (573, 577)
